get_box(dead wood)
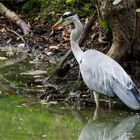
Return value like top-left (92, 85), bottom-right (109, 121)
top-left (0, 2), bottom-right (30, 35)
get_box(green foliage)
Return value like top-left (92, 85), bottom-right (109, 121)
top-left (66, 0), bottom-right (73, 4)
top-left (40, 0), bottom-right (95, 19)
top-left (72, 80), bottom-right (82, 89)
top-left (82, 3), bottom-right (91, 13)
top-left (101, 20), bottom-right (109, 31)
top-left (21, 0), bottom-right (95, 19)
top-left (22, 0), bottom-right (41, 13)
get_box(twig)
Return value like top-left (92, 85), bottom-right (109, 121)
top-left (6, 27), bottom-right (29, 49)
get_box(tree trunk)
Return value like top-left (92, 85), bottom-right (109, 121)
top-left (97, 0), bottom-right (140, 62)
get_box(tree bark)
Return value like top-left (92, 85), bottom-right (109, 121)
top-left (0, 2), bottom-right (30, 35)
top-left (97, 0), bottom-right (140, 62)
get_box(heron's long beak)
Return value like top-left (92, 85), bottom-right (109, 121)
top-left (52, 18), bottom-right (64, 30)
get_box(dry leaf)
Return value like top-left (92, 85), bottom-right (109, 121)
top-left (49, 45), bottom-right (59, 50)
top-left (0, 28), bottom-right (6, 32)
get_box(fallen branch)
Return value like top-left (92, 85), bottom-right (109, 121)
top-left (0, 2), bottom-right (30, 35)
top-left (6, 27), bottom-right (29, 49)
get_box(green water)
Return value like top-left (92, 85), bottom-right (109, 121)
top-left (0, 60), bottom-right (140, 140)
top-left (0, 94), bottom-right (140, 140)
top-left (0, 95), bottom-right (83, 140)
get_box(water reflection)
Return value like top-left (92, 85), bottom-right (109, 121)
top-left (78, 111), bottom-right (140, 140)
top-left (0, 94), bottom-right (140, 140)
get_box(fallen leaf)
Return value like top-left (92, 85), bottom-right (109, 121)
top-left (0, 28), bottom-right (6, 32)
top-left (49, 45), bottom-right (59, 50)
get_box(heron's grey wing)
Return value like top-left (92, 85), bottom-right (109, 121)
top-left (79, 50), bottom-right (116, 97)
top-left (80, 50), bottom-right (140, 109)
top-left (112, 80), bottom-right (140, 110)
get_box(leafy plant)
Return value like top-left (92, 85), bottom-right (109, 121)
top-left (101, 20), bottom-right (109, 31)
top-left (40, 0), bottom-right (95, 20)
top-left (66, 0), bottom-right (73, 4)
top-left (22, 0), bottom-right (41, 13)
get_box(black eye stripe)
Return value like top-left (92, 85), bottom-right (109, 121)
top-left (62, 13), bottom-right (75, 19)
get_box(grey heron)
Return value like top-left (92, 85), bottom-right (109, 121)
top-left (52, 11), bottom-right (140, 110)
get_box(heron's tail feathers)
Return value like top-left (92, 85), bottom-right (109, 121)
top-left (132, 87), bottom-right (140, 102)
top-left (113, 81), bottom-right (140, 110)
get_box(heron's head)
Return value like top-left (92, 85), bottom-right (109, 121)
top-left (52, 12), bottom-right (77, 30)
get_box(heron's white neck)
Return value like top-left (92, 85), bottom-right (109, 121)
top-left (70, 17), bottom-right (83, 63)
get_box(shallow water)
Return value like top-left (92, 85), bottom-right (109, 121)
top-left (0, 95), bottom-right (82, 140)
top-left (0, 95), bottom-right (140, 140)
top-left (0, 59), bottom-right (140, 140)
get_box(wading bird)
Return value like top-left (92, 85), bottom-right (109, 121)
top-left (52, 12), bottom-right (140, 110)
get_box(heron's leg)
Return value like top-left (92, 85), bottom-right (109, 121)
top-left (93, 91), bottom-right (100, 108)
top-left (93, 92), bottom-right (100, 120)
top-left (93, 106), bottom-right (99, 120)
